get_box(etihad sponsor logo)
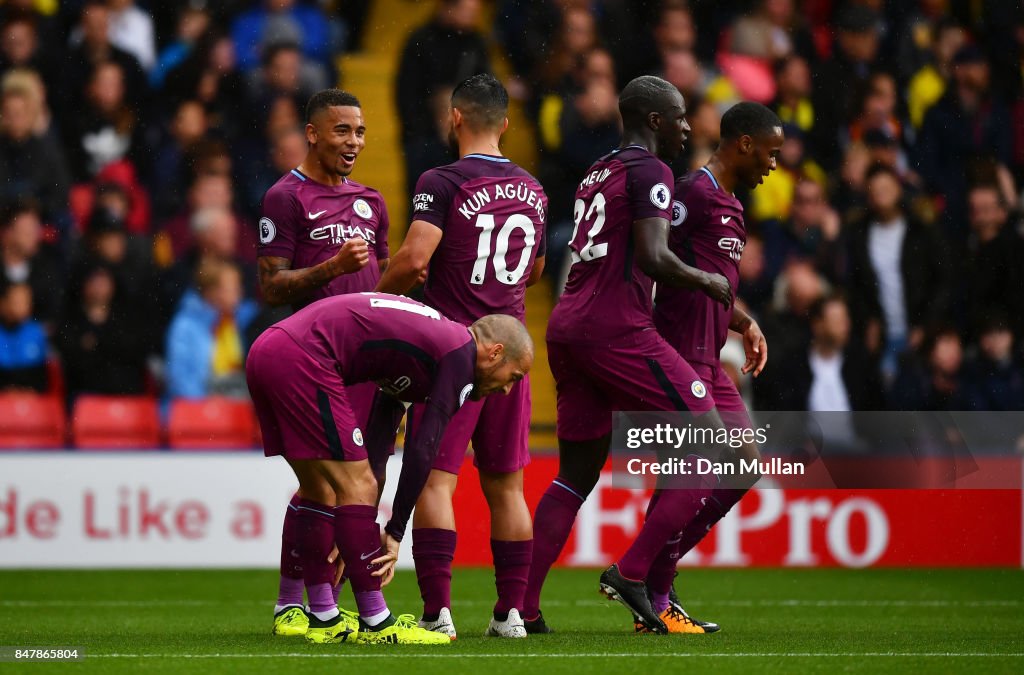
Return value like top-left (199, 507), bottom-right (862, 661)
top-left (717, 237), bottom-right (744, 261)
top-left (310, 223), bottom-right (377, 245)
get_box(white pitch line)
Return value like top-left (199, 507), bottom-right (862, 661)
top-left (85, 653), bottom-right (1024, 659)
top-left (1, 599), bottom-right (1020, 608)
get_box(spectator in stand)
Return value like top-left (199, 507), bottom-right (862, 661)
top-left (754, 294), bottom-right (882, 413)
top-left (889, 326), bottom-right (966, 410)
top-left (771, 54), bottom-right (814, 136)
top-left (69, 207), bottom-right (155, 327)
top-left (915, 44), bottom-right (1014, 240)
top-left (759, 259), bottom-right (830, 377)
top-left (535, 5), bottom-right (599, 98)
top-left (241, 125), bottom-right (307, 214)
top-left (55, 261), bottom-right (148, 402)
top-left (165, 258), bottom-right (257, 401)
top-left (0, 280), bottom-right (47, 392)
top-left (962, 314), bottom-right (1024, 411)
top-left (536, 46), bottom-right (619, 292)
top-left (762, 178), bottom-right (843, 283)
top-left (847, 164), bottom-right (951, 384)
top-left (159, 205), bottom-right (256, 319)
top-left (847, 71), bottom-right (903, 150)
top-left (163, 32), bottom-right (248, 142)
top-left (158, 171), bottom-right (256, 266)
top-left (0, 201), bottom-right (61, 328)
top-left (906, 19), bottom-right (966, 130)
top-left (728, 0), bottom-right (816, 64)
top-left (245, 41), bottom-right (324, 127)
top-left (2, 68), bottom-right (55, 142)
top-left (151, 99), bottom-right (211, 218)
top-left (963, 183), bottom-right (1024, 341)
top-left (737, 231), bottom-right (773, 314)
top-left (677, 96), bottom-right (720, 172)
top-left (60, 0), bottom-right (147, 113)
top-left (63, 60), bottom-right (146, 182)
top-left (0, 12), bottom-right (58, 87)
top-left (812, 4), bottom-right (883, 171)
top-left (230, 0), bottom-right (341, 74)
top-left (150, 2), bottom-right (211, 89)
top-left (0, 84), bottom-right (69, 223)
top-left (894, 0), bottom-right (956, 84)
top-left (106, 0), bottom-right (155, 72)
top-left (396, 0), bottom-right (490, 200)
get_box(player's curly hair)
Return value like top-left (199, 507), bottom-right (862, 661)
top-left (306, 89), bottom-right (361, 123)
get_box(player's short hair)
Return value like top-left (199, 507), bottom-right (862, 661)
top-left (720, 101), bottom-right (783, 141)
top-left (305, 88), bottom-right (361, 123)
top-left (618, 75), bottom-right (681, 127)
top-left (451, 73), bottom-right (508, 130)
top-left (470, 314), bottom-right (534, 362)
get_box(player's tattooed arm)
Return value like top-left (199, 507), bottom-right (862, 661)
top-left (375, 220), bottom-right (442, 295)
top-left (632, 218), bottom-right (732, 307)
top-left (730, 304), bottom-right (768, 377)
top-left (258, 239), bottom-right (370, 305)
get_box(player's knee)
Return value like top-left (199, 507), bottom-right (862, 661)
top-left (480, 471), bottom-right (526, 510)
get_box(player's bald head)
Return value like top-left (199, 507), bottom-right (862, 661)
top-left (470, 313), bottom-right (533, 362)
top-left (618, 75), bottom-right (683, 128)
top-left (451, 73), bottom-right (508, 131)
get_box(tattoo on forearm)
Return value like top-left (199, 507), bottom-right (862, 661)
top-left (258, 256), bottom-right (338, 306)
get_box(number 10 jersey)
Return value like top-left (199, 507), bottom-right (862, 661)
top-left (411, 154), bottom-right (548, 325)
top-left (548, 145), bottom-right (675, 345)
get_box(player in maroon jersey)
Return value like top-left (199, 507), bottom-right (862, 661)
top-left (646, 102), bottom-right (782, 633)
top-left (526, 76), bottom-right (735, 634)
top-left (376, 74), bottom-right (547, 639)
top-left (246, 293), bottom-right (534, 644)
top-left (257, 89), bottom-right (392, 638)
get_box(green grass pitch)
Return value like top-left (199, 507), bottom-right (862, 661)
top-left (1, 568), bottom-right (1022, 673)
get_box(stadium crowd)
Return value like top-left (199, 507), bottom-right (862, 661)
top-left (1, 0), bottom-right (1023, 418)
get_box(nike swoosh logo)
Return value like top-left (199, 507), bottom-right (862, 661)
top-left (290, 549), bottom-right (300, 558)
top-left (308, 210), bottom-right (327, 219)
top-left (721, 216), bottom-right (731, 224)
top-left (360, 547), bottom-right (382, 561)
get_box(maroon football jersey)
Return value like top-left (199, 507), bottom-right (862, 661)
top-left (654, 167), bottom-right (746, 366)
top-left (412, 154), bottom-right (547, 325)
top-left (258, 169), bottom-right (390, 309)
top-left (547, 146), bottom-right (675, 345)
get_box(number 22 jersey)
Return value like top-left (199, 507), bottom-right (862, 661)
top-left (547, 146), bottom-right (675, 345)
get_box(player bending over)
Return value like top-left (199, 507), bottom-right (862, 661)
top-left (257, 89), bottom-right (394, 638)
top-left (247, 293), bottom-right (532, 645)
top-left (376, 74), bottom-right (547, 639)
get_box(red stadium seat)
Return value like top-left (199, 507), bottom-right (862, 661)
top-left (0, 393), bottom-right (66, 449)
top-left (71, 396), bottom-right (161, 449)
top-left (167, 398), bottom-right (257, 450)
